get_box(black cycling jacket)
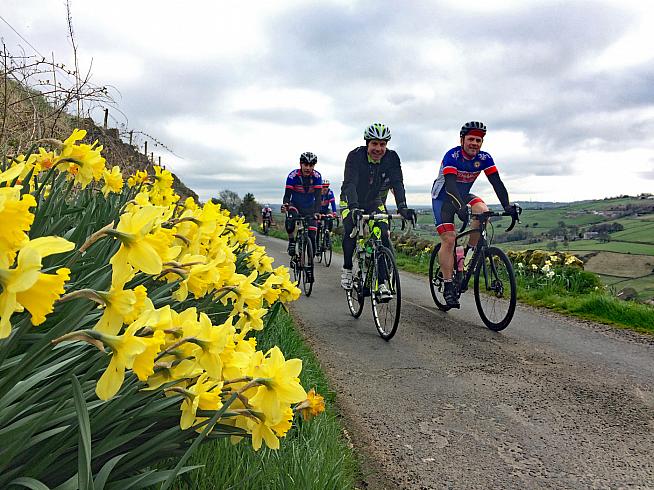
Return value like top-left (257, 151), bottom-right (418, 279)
top-left (340, 146), bottom-right (407, 211)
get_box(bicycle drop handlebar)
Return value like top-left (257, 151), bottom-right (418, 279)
top-left (458, 204), bottom-right (522, 234)
top-left (349, 212), bottom-right (412, 239)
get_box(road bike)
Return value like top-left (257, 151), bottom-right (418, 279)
top-left (262, 216), bottom-right (271, 235)
top-left (315, 214), bottom-right (337, 267)
top-left (286, 207), bottom-right (315, 297)
top-left (429, 205), bottom-right (521, 331)
top-left (346, 211), bottom-right (413, 341)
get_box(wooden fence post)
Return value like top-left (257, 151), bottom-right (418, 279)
top-left (144, 140), bottom-right (148, 156)
top-left (103, 108), bottom-right (108, 129)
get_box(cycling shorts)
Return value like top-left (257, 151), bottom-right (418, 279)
top-left (432, 194), bottom-right (484, 235)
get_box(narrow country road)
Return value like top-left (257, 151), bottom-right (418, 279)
top-left (258, 234), bottom-right (654, 489)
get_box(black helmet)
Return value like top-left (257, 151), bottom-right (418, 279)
top-left (460, 121), bottom-right (487, 138)
top-left (300, 151), bottom-right (318, 165)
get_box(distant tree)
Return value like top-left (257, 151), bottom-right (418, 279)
top-left (546, 241), bottom-right (558, 251)
top-left (240, 192), bottom-right (259, 223)
top-left (597, 232), bottom-right (611, 243)
top-left (533, 222), bottom-right (539, 227)
top-left (218, 190), bottom-right (242, 215)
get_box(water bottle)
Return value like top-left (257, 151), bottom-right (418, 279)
top-left (455, 245), bottom-right (465, 271)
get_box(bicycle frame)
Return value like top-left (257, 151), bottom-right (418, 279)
top-left (454, 210), bottom-right (519, 294)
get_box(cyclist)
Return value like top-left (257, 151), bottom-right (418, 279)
top-left (431, 121), bottom-right (518, 308)
top-left (339, 123), bottom-right (415, 298)
top-left (261, 203), bottom-right (273, 225)
top-left (282, 152), bottom-right (322, 278)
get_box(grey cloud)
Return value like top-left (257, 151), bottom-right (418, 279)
top-left (233, 108), bottom-right (318, 125)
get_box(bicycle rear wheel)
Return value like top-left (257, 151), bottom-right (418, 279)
top-left (323, 231), bottom-right (332, 267)
top-left (346, 259), bottom-right (364, 317)
top-left (428, 243), bottom-right (451, 311)
top-left (263, 220), bottom-right (270, 234)
top-left (371, 246), bottom-right (401, 341)
top-left (474, 246), bottom-right (516, 331)
top-left (301, 234), bottom-right (314, 297)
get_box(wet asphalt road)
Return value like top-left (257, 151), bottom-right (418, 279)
top-left (258, 234), bottom-right (654, 489)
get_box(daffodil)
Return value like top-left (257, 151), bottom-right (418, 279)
top-left (295, 388), bottom-right (325, 421)
top-left (94, 284), bottom-right (148, 335)
top-left (101, 165), bottom-right (124, 196)
top-left (247, 346), bottom-right (306, 425)
top-left (0, 236), bottom-right (74, 338)
top-left (57, 129), bottom-right (107, 188)
top-left (178, 373), bottom-right (224, 430)
top-left (108, 205), bottom-right (170, 276)
top-left (127, 170), bottom-right (149, 188)
top-left (95, 323), bottom-right (166, 399)
top-left (233, 307), bottom-right (267, 334)
top-left (0, 187), bottom-right (36, 268)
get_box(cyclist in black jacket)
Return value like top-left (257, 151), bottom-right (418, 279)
top-left (339, 123), bottom-right (415, 294)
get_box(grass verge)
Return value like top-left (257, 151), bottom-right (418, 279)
top-left (176, 308), bottom-right (359, 489)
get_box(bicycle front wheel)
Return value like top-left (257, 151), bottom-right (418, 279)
top-left (428, 243), bottom-right (451, 311)
top-left (370, 246), bottom-right (401, 341)
top-left (301, 235), bottom-right (314, 297)
top-left (346, 260), bottom-right (364, 317)
top-left (474, 246), bottom-right (516, 331)
top-left (323, 231), bottom-right (332, 267)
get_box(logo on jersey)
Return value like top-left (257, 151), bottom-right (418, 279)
top-left (474, 161), bottom-right (481, 168)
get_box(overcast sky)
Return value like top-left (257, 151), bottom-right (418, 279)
top-left (2, 0), bottom-right (653, 205)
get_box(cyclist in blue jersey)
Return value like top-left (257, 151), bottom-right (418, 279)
top-left (431, 121), bottom-right (518, 308)
top-left (282, 151), bottom-right (322, 258)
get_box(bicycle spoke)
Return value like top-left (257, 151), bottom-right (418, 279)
top-left (371, 246), bottom-right (401, 340)
top-left (474, 246), bottom-right (516, 331)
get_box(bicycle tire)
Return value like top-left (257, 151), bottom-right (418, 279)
top-left (428, 243), bottom-right (451, 311)
top-left (370, 246), bottom-right (401, 341)
top-left (474, 246), bottom-right (516, 331)
top-left (301, 234), bottom-right (314, 297)
top-left (323, 231), bottom-right (332, 267)
top-left (292, 236), bottom-right (302, 285)
top-left (346, 259), bottom-right (364, 317)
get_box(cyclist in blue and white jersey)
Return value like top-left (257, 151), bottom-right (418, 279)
top-left (282, 151), bottom-right (322, 258)
top-left (431, 121), bottom-right (518, 308)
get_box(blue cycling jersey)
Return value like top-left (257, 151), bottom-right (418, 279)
top-left (285, 168), bottom-right (322, 209)
top-left (320, 189), bottom-right (336, 213)
top-left (431, 146), bottom-right (498, 201)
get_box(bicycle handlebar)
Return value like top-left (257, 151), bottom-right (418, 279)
top-left (462, 204), bottom-right (522, 233)
top-left (348, 212), bottom-right (412, 239)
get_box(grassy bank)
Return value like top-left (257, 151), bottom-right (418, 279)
top-left (178, 308), bottom-right (359, 489)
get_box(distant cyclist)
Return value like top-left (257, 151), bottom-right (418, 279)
top-left (261, 203), bottom-right (273, 224)
top-left (282, 151), bottom-right (322, 264)
top-left (431, 121), bottom-right (518, 308)
top-left (339, 123), bottom-right (415, 298)
top-left (320, 178), bottom-right (337, 222)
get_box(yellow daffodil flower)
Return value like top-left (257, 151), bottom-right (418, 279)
top-left (0, 236), bottom-right (74, 338)
top-left (179, 373), bottom-right (224, 430)
top-left (248, 346), bottom-right (306, 425)
top-left (101, 165), bottom-right (124, 196)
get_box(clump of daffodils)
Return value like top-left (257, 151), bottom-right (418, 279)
top-left (1, 129), bottom-right (322, 453)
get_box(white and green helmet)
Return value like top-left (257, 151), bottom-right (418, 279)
top-left (364, 123), bottom-right (391, 141)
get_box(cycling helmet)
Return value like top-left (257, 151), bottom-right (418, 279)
top-left (322, 179), bottom-right (330, 188)
top-left (364, 123), bottom-right (391, 141)
top-left (460, 121), bottom-right (487, 138)
top-left (264, 204), bottom-right (270, 208)
top-left (300, 151), bottom-right (318, 165)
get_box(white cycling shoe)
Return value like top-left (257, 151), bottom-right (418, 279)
top-left (341, 268), bottom-right (353, 290)
top-left (378, 283), bottom-right (393, 301)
